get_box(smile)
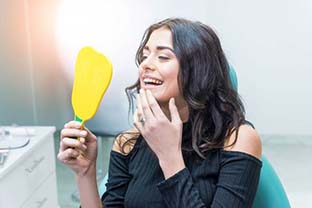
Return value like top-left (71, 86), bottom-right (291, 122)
top-left (143, 77), bottom-right (163, 85)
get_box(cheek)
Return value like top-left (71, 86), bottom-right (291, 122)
top-left (164, 73), bottom-right (180, 95)
top-left (166, 68), bottom-right (179, 88)
top-left (168, 81), bottom-right (181, 96)
top-left (138, 67), bottom-right (144, 85)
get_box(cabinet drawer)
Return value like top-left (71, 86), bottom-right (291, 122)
top-left (0, 137), bottom-right (55, 207)
top-left (21, 172), bottom-right (59, 208)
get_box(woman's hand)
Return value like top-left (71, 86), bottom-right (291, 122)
top-left (57, 121), bottom-right (98, 177)
top-left (134, 89), bottom-right (185, 178)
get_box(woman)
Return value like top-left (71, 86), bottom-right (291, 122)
top-left (58, 18), bottom-right (262, 208)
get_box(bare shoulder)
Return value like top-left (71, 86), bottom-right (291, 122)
top-left (112, 128), bottom-right (140, 155)
top-left (224, 124), bottom-right (262, 160)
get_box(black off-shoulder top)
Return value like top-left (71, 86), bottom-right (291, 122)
top-left (101, 121), bottom-right (262, 208)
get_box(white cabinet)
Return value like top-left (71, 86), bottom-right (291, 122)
top-left (0, 127), bottom-right (59, 208)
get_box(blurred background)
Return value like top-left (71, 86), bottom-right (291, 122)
top-left (0, 0), bottom-right (311, 207)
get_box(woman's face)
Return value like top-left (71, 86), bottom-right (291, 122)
top-left (139, 27), bottom-right (184, 106)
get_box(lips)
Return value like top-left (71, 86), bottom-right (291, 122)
top-left (142, 76), bottom-right (163, 86)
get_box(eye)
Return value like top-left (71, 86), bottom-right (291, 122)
top-left (158, 56), bottom-right (169, 60)
top-left (141, 55), bottom-right (148, 61)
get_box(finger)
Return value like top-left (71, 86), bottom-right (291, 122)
top-left (133, 109), bottom-right (140, 123)
top-left (61, 128), bottom-right (87, 140)
top-left (139, 89), bottom-right (154, 121)
top-left (169, 98), bottom-right (182, 124)
top-left (64, 120), bottom-right (82, 129)
top-left (58, 148), bottom-right (80, 162)
top-left (83, 126), bottom-right (96, 141)
top-left (60, 137), bottom-right (87, 152)
top-left (136, 93), bottom-right (144, 120)
top-left (59, 140), bottom-right (87, 156)
top-left (133, 109), bottom-right (143, 132)
top-left (79, 137), bottom-right (86, 144)
top-left (146, 90), bottom-right (166, 120)
top-left (77, 126), bottom-right (97, 144)
top-left (62, 158), bottom-right (78, 165)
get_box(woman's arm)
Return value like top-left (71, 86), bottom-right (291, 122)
top-left (57, 121), bottom-right (103, 208)
top-left (211, 125), bottom-right (262, 207)
top-left (101, 130), bottom-right (138, 207)
top-left (135, 89), bottom-right (262, 207)
top-left (223, 124), bottom-right (262, 159)
top-left (77, 163), bottom-right (103, 208)
top-left (157, 125), bottom-right (262, 208)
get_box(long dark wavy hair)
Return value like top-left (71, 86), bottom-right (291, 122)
top-left (120, 18), bottom-right (245, 159)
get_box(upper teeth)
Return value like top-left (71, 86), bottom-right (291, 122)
top-left (143, 78), bottom-right (163, 85)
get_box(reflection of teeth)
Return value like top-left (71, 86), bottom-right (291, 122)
top-left (143, 78), bottom-right (163, 85)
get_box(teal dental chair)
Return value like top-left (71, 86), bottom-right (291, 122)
top-left (227, 66), bottom-right (290, 207)
top-left (98, 66), bottom-right (291, 208)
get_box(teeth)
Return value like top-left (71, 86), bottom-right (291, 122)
top-left (143, 78), bottom-right (163, 85)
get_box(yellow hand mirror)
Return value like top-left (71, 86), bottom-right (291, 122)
top-left (72, 46), bottom-right (113, 127)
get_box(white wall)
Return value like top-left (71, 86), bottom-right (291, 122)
top-left (56, 0), bottom-right (216, 134)
top-left (207, 1), bottom-right (312, 135)
top-left (1, 0), bottom-right (311, 135)
top-left (0, 0), bottom-right (71, 129)
top-left (76, 0), bottom-right (312, 135)
top-left (0, 0), bottom-right (35, 125)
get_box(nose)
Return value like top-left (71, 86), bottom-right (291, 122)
top-left (140, 56), bottom-right (156, 72)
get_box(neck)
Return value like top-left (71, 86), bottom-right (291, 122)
top-left (160, 99), bottom-right (189, 123)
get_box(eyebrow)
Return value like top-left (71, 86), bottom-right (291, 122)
top-left (143, 45), bottom-right (174, 53)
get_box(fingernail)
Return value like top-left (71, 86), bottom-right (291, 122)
top-left (80, 137), bottom-right (85, 143)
